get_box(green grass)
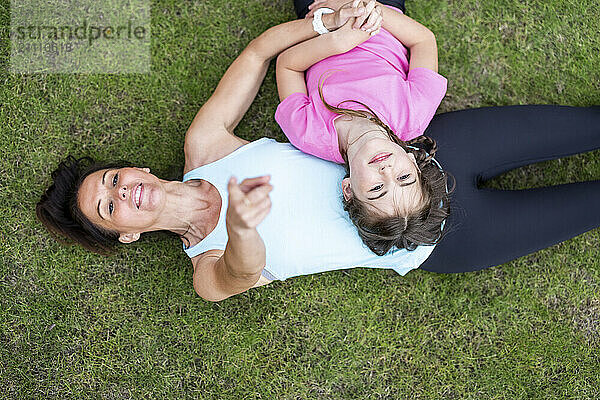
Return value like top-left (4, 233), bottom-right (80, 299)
top-left (1, 0), bottom-right (600, 398)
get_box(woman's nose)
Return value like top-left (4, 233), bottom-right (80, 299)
top-left (119, 185), bottom-right (128, 200)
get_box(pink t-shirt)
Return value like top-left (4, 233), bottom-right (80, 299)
top-left (275, 23), bottom-right (447, 164)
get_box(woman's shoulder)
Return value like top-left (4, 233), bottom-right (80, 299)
top-left (184, 134), bottom-right (248, 175)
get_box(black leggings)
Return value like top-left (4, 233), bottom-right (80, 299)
top-left (293, 0), bottom-right (405, 19)
top-left (421, 105), bottom-right (600, 273)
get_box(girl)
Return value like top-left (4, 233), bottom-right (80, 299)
top-left (276, 0), bottom-right (451, 255)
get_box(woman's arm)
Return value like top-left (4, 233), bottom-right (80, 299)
top-left (192, 176), bottom-right (273, 302)
top-left (184, 9), bottom-right (365, 172)
top-left (276, 0), bottom-right (382, 101)
top-left (306, 0), bottom-right (438, 72)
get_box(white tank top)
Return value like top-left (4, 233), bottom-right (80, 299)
top-left (182, 138), bottom-right (434, 281)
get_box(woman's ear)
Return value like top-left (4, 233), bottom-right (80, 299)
top-left (118, 232), bottom-right (140, 244)
top-left (341, 178), bottom-right (353, 201)
top-left (135, 167), bottom-right (150, 173)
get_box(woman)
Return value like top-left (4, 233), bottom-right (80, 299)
top-left (37, 3), bottom-right (600, 301)
top-left (38, 5), bottom-right (434, 302)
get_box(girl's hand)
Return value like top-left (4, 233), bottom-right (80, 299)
top-left (333, 3), bottom-right (382, 41)
top-left (313, 0), bottom-right (382, 32)
top-left (351, 0), bottom-right (382, 34)
top-left (328, 0), bottom-right (364, 30)
top-left (330, 13), bottom-right (380, 53)
top-left (226, 176), bottom-right (273, 232)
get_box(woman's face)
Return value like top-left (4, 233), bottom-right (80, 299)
top-left (343, 138), bottom-right (422, 216)
top-left (77, 167), bottom-right (165, 242)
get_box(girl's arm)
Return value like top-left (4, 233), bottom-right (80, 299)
top-left (276, 0), bottom-right (382, 101)
top-left (377, 6), bottom-right (438, 72)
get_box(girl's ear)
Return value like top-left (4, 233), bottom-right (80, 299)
top-left (407, 152), bottom-right (421, 172)
top-left (341, 178), bottom-right (353, 201)
top-left (135, 167), bottom-right (150, 173)
top-left (118, 232), bottom-right (140, 244)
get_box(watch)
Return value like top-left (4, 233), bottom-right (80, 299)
top-left (312, 8), bottom-right (335, 35)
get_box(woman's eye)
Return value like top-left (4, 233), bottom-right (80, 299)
top-left (112, 172), bottom-right (119, 187)
top-left (370, 184), bottom-right (383, 192)
top-left (109, 201), bottom-right (114, 215)
top-left (398, 174), bottom-right (411, 181)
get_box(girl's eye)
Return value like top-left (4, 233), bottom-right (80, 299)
top-left (370, 184), bottom-right (384, 192)
top-left (109, 201), bottom-right (114, 215)
top-left (398, 174), bottom-right (411, 181)
top-left (112, 172), bottom-right (119, 187)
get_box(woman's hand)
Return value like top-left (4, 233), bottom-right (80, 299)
top-left (194, 176), bottom-right (272, 302)
top-left (307, 0), bottom-right (356, 18)
top-left (226, 176), bottom-right (273, 232)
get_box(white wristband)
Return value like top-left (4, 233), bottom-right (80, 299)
top-left (312, 8), bottom-right (335, 35)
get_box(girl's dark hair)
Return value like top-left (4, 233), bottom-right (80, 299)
top-left (36, 156), bottom-right (132, 255)
top-left (319, 84), bottom-right (454, 256)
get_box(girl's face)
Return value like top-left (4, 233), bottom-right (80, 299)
top-left (77, 167), bottom-right (165, 242)
top-left (342, 137), bottom-right (422, 216)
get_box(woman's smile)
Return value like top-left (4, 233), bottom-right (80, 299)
top-left (133, 183), bottom-right (143, 209)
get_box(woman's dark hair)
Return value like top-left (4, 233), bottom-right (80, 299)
top-left (319, 84), bottom-right (454, 256)
top-left (36, 156), bottom-right (132, 255)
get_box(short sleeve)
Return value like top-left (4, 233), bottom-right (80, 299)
top-left (275, 92), bottom-right (341, 162)
top-left (406, 67), bottom-right (448, 135)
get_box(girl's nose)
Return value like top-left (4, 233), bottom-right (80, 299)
top-left (379, 165), bottom-right (394, 179)
top-left (119, 185), bottom-right (127, 199)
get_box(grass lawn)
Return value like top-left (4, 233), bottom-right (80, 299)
top-left (1, 0), bottom-right (600, 398)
